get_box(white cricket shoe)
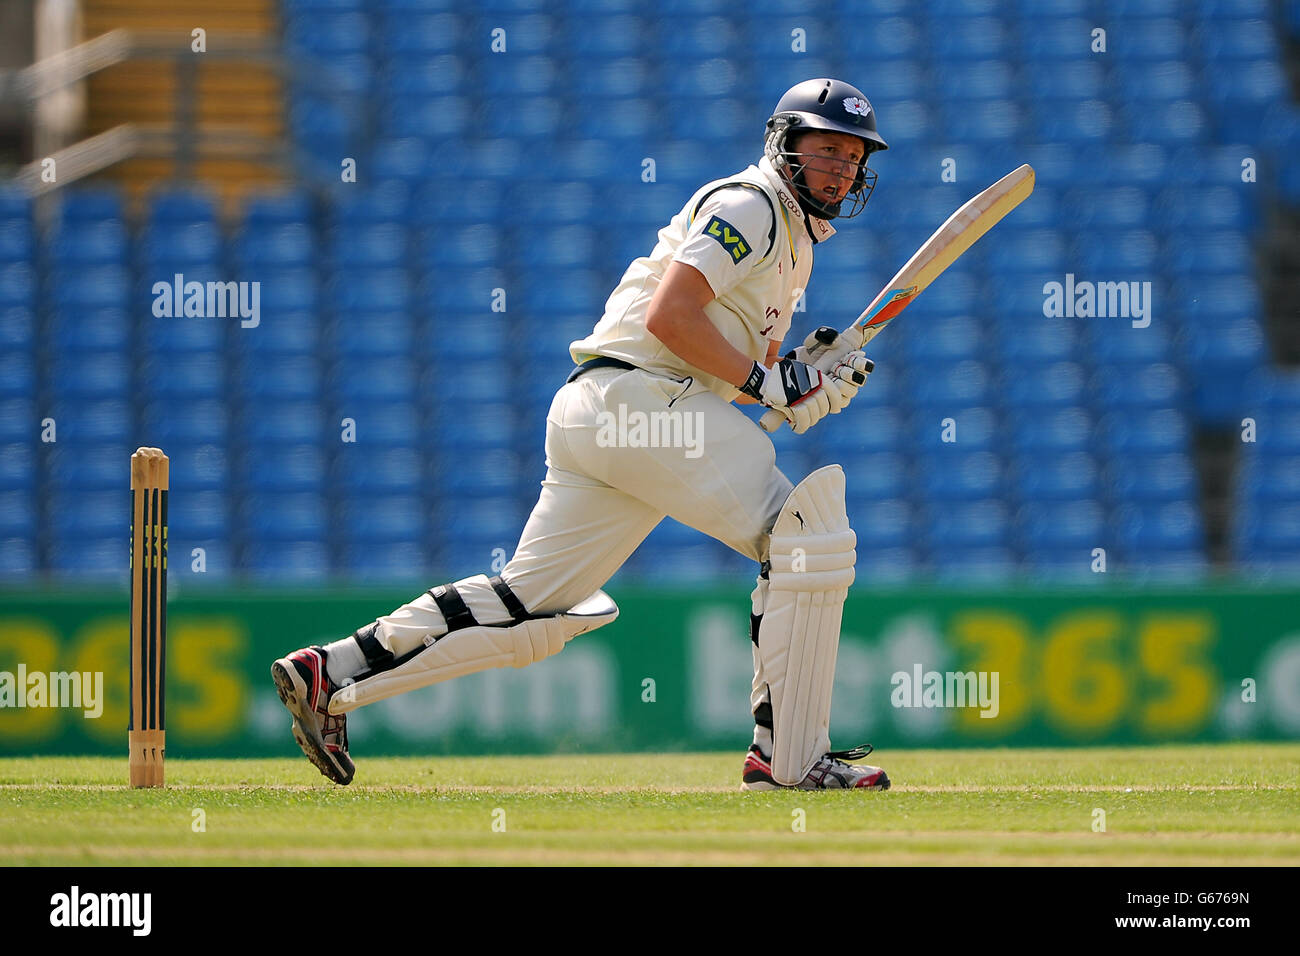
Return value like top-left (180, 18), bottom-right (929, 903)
top-left (271, 646), bottom-right (355, 785)
top-left (741, 744), bottom-right (890, 790)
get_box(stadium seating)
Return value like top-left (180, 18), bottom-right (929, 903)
top-left (7, 0), bottom-right (1297, 586)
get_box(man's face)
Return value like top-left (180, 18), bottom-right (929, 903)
top-left (787, 130), bottom-right (866, 207)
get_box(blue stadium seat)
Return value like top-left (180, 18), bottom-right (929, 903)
top-left (1165, 232), bottom-right (1251, 275)
top-left (1198, 20), bottom-right (1279, 62)
top-left (1075, 230), bottom-right (1159, 274)
top-left (0, 187), bottom-right (31, 221)
top-left (241, 269), bottom-right (316, 312)
top-left (335, 447), bottom-right (423, 493)
top-left (50, 221), bottom-right (127, 264)
top-left (1106, 452), bottom-right (1198, 503)
top-left (234, 311), bottom-right (317, 355)
top-left (0, 399), bottom-right (34, 443)
top-left (237, 444), bottom-right (326, 491)
top-left (433, 403), bottom-right (516, 448)
top-left (933, 59), bottom-right (1014, 101)
top-left (0, 536), bottom-right (35, 576)
top-left (1027, 60), bottom-right (1106, 99)
top-left (244, 542), bottom-right (330, 583)
top-left (50, 354), bottom-right (129, 400)
top-left (518, 269), bottom-right (603, 314)
top-left (0, 264), bottom-right (33, 308)
top-left (241, 491), bottom-right (326, 540)
top-left (168, 489), bottom-right (232, 539)
top-left (1001, 361), bottom-right (1087, 409)
top-left (931, 547), bottom-right (1017, 583)
top-left (242, 401), bottom-right (324, 444)
top-left (368, 138), bottom-right (436, 183)
top-left (1019, 17), bottom-right (1093, 59)
top-left (439, 497), bottom-right (526, 543)
top-left (340, 542), bottom-right (430, 581)
top-left (908, 406), bottom-right (998, 452)
top-left (572, 97), bottom-right (661, 141)
top-left (326, 268), bottom-right (411, 313)
top-left (331, 357), bottom-right (418, 402)
top-left (327, 314), bottom-right (415, 358)
top-left (422, 224), bottom-right (503, 269)
top-left (141, 399), bottom-right (228, 444)
top-left (0, 442), bottom-right (33, 490)
top-left (1083, 323), bottom-right (1172, 366)
top-left (235, 355), bottom-right (320, 400)
top-left (48, 538), bottom-right (122, 580)
top-left (1098, 408), bottom-right (1190, 455)
top-left (1114, 501), bottom-right (1203, 553)
top-left (48, 307), bottom-right (128, 352)
top-left (0, 219), bottom-right (33, 262)
top-left (326, 223), bottom-right (408, 269)
top-left (482, 96), bottom-right (563, 139)
top-left (851, 498), bottom-right (914, 550)
top-left (1011, 451), bottom-right (1101, 501)
top-left (840, 452), bottom-right (908, 501)
top-left (923, 499), bottom-right (1011, 549)
top-left (377, 12), bottom-right (463, 55)
top-left (906, 360), bottom-right (992, 408)
top-left (1091, 364), bottom-right (1183, 410)
top-left (1245, 370), bottom-right (1300, 409)
top-left (1114, 60), bottom-right (1199, 103)
top-left (141, 222), bottom-right (222, 266)
top-left (235, 224), bottom-right (315, 269)
top-left (331, 401), bottom-right (421, 446)
top-left (1031, 98), bottom-right (1115, 145)
top-left (1153, 187), bottom-right (1249, 231)
top-left (427, 268), bottom-right (507, 312)
top-left (1016, 499), bottom-right (1106, 550)
top-left (1007, 407), bottom-right (1094, 454)
top-left (58, 187), bottom-right (125, 223)
top-left (148, 188), bottom-right (217, 224)
top-left (0, 308), bottom-right (32, 353)
top-left (1239, 453), bottom-right (1300, 502)
top-left (164, 443), bottom-right (229, 491)
top-left (434, 449), bottom-right (522, 496)
top-left (141, 353), bottom-right (225, 399)
top-left (244, 190), bottom-right (314, 226)
top-left (46, 401), bottom-right (132, 444)
top-left (285, 12), bottom-right (369, 55)
top-left (480, 55), bottom-right (559, 96)
top-left (916, 449), bottom-right (1003, 500)
top-left (50, 265), bottom-right (129, 309)
top-left (330, 183), bottom-right (412, 226)
top-left (997, 317), bottom-right (1078, 365)
top-left (383, 95), bottom-right (471, 140)
top-left (0, 490), bottom-right (35, 536)
top-left (381, 55), bottom-right (466, 98)
top-left (49, 489), bottom-right (122, 537)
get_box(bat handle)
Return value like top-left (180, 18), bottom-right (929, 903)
top-left (759, 407), bottom-right (787, 432)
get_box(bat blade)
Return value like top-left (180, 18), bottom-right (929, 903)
top-left (760, 163), bottom-right (1035, 432)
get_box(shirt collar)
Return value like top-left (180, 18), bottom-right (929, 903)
top-left (757, 156), bottom-right (837, 244)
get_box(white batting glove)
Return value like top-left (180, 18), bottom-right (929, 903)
top-left (823, 351), bottom-right (874, 414)
top-left (740, 357), bottom-right (832, 434)
top-left (790, 325), bottom-right (866, 374)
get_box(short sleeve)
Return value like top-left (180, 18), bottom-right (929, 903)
top-left (671, 187), bottom-right (773, 300)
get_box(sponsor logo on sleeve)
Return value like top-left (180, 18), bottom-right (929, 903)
top-left (703, 215), bottom-right (752, 263)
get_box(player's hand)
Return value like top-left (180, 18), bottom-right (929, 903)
top-left (822, 351), bottom-right (874, 414)
top-left (789, 325), bottom-right (866, 373)
top-left (740, 357), bottom-right (832, 434)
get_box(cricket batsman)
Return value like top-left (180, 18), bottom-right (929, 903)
top-left (272, 78), bottom-right (892, 790)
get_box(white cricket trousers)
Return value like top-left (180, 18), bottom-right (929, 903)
top-left (373, 365), bottom-right (795, 655)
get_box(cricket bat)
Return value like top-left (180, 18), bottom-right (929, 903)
top-left (760, 163), bottom-right (1036, 432)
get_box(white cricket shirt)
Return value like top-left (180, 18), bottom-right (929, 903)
top-left (570, 156), bottom-right (835, 401)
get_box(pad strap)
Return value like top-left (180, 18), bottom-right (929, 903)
top-left (428, 583), bottom-right (477, 633)
top-left (488, 575), bottom-right (531, 623)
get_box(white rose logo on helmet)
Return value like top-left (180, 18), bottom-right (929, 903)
top-left (843, 97), bottom-right (871, 116)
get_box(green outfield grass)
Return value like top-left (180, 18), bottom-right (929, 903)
top-left (2, 744), bottom-right (1297, 866)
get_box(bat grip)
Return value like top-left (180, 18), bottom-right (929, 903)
top-left (759, 407), bottom-right (787, 432)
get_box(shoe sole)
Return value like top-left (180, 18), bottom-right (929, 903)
top-left (740, 772), bottom-right (891, 791)
top-left (271, 661), bottom-right (354, 786)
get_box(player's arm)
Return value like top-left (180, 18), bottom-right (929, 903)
top-left (645, 261), bottom-right (756, 388)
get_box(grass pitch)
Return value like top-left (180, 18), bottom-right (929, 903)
top-left (1, 744), bottom-right (1297, 866)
